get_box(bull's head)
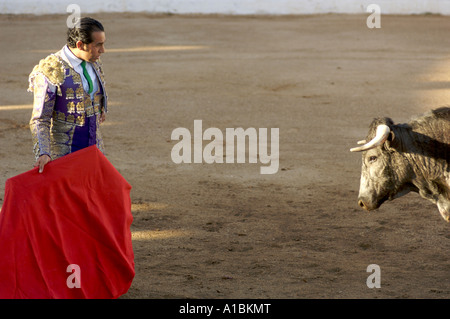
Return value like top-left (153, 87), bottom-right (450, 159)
top-left (350, 118), bottom-right (415, 211)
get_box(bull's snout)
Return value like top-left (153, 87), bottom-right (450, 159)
top-left (357, 196), bottom-right (385, 211)
top-left (357, 197), bottom-right (379, 211)
top-left (358, 199), bottom-right (369, 211)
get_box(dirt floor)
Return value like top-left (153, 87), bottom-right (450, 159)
top-left (0, 12), bottom-right (449, 299)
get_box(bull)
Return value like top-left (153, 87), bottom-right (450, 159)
top-left (350, 107), bottom-right (450, 222)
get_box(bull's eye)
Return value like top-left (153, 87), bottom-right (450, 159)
top-left (368, 156), bottom-right (377, 164)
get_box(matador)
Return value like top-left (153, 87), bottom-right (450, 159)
top-left (28, 17), bottom-right (107, 172)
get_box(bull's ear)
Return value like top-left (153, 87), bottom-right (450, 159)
top-left (384, 130), bottom-right (399, 152)
top-left (387, 130), bottom-right (395, 142)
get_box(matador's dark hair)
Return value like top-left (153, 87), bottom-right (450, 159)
top-left (67, 17), bottom-right (104, 48)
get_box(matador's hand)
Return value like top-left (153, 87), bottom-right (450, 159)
top-left (34, 154), bottom-right (51, 173)
top-left (100, 111), bottom-right (106, 124)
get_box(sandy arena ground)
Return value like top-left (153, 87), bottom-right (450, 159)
top-left (0, 13), bottom-right (449, 299)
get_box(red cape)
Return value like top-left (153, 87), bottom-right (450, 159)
top-left (0, 146), bottom-right (135, 298)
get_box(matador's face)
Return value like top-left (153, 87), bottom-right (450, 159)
top-left (80, 31), bottom-right (106, 63)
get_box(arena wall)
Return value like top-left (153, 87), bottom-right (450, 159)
top-left (2, 0), bottom-right (450, 15)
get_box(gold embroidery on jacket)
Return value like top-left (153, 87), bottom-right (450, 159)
top-left (71, 70), bottom-right (82, 84)
top-left (85, 106), bottom-right (94, 117)
top-left (75, 102), bottom-right (84, 113)
top-left (66, 88), bottom-right (75, 99)
top-left (28, 54), bottom-right (65, 89)
top-left (75, 86), bottom-right (84, 99)
top-left (67, 101), bottom-right (76, 113)
top-left (53, 110), bottom-right (87, 127)
top-left (57, 111), bottom-right (65, 122)
top-left (51, 121), bottom-right (75, 160)
top-left (76, 113), bottom-right (85, 126)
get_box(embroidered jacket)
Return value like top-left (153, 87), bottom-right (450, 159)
top-left (28, 46), bottom-right (108, 160)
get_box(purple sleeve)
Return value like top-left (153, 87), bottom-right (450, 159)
top-left (29, 74), bottom-right (56, 159)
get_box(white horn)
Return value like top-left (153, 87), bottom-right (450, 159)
top-left (350, 124), bottom-right (390, 152)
